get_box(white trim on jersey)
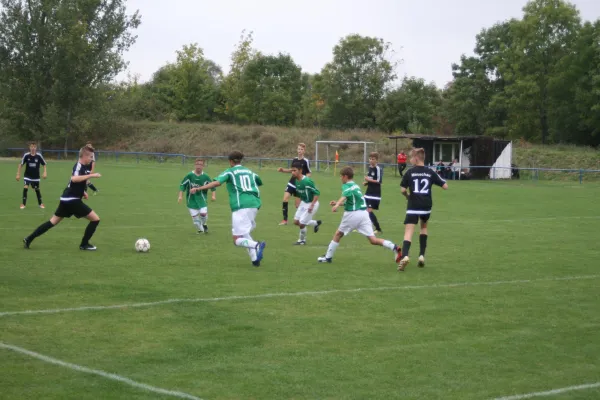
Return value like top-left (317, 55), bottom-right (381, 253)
top-left (60, 197), bottom-right (79, 202)
top-left (73, 163), bottom-right (82, 176)
top-left (305, 158), bottom-right (311, 173)
top-left (38, 153), bottom-right (46, 164)
top-left (364, 195), bottom-right (381, 200)
top-left (287, 182), bottom-right (296, 189)
top-left (406, 210), bottom-right (432, 215)
top-left (376, 165), bottom-right (382, 183)
top-left (23, 178), bottom-right (40, 182)
top-left (21, 152), bottom-right (29, 165)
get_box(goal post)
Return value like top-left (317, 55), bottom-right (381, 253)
top-left (315, 141), bottom-right (375, 174)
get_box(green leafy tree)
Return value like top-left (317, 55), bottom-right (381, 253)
top-left (0, 0), bottom-right (140, 147)
top-left (237, 53), bottom-right (303, 125)
top-left (319, 34), bottom-right (397, 129)
top-left (376, 77), bottom-right (442, 133)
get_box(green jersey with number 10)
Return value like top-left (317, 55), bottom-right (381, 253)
top-left (341, 181), bottom-right (367, 211)
top-left (216, 165), bottom-right (262, 211)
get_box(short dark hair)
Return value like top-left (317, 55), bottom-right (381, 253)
top-left (369, 152), bottom-right (379, 160)
top-left (291, 161), bottom-right (304, 170)
top-left (228, 151), bottom-right (244, 164)
top-left (340, 166), bottom-right (354, 179)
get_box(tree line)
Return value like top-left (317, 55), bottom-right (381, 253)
top-left (1, 0), bottom-right (599, 148)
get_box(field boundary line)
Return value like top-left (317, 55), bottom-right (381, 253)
top-left (1, 275), bottom-right (598, 318)
top-left (0, 342), bottom-right (204, 400)
top-left (491, 381), bottom-right (600, 399)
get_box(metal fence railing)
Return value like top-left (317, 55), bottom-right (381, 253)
top-left (4, 148), bottom-right (600, 183)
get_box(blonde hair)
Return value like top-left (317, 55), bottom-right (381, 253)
top-left (411, 148), bottom-right (425, 162)
top-left (79, 144), bottom-right (94, 158)
top-left (298, 143), bottom-right (306, 149)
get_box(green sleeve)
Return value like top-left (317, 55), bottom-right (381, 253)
top-left (255, 174), bottom-right (263, 186)
top-left (179, 173), bottom-right (191, 191)
top-left (216, 171), bottom-right (230, 184)
top-left (308, 179), bottom-right (320, 196)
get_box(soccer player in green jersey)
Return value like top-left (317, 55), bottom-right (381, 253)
top-left (192, 151), bottom-right (266, 267)
top-left (290, 161), bottom-right (322, 245)
top-left (178, 159), bottom-right (216, 233)
top-left (317, 166), bottom-right (402, 264)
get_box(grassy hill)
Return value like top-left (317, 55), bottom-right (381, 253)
top-left (102, 121), bottom-right (600, 171)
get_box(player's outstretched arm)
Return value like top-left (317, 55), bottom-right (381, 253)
top-left (193, 180), bottom-right (221, 193)
top-left (71, 173), bottom-right (101, 183)
top-left (442, 183), bottom-right (449, 190)
top-left (42, 164), bottom-right (47, 179)
top-left (177, 191), bottom-right (184, 203)
top-left (277, 167), bottom-right (292, 173)
top-left (330, 196), bottom-right (346, 212)
top-left (16, 163), bottom-right (22, 181)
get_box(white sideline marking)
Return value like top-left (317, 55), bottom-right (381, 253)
top-left (492, 382), bottom-right (600, 400)
top-left (0, 342), bottom-right (203, 400)
top-left (1, 275), bottom-right (598, 318)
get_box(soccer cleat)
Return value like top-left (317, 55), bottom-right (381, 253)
top-left (397, 256), bottom-right (410, 272)
top-left (23, 238), bottom-right (31, 249)
top-left (252, 260), bottom-right (261, 267)
top-left (255, 241), bottom-right (266, 263)
top-left (20, 204), bottom-right (26, 209)
top-left (314, 220), bottom-right (322, 233)
top-left (418, 255), bottom-right (425, 268)
top-left (79, 243), bottom-right (97, 251)
top-left (394, 246), bottom-right (403, 264)
top-left (293, 240), bottom-right (306, 245)
top-left (39, 204), bottom-right (45, 209)
top-left (317, 255), bottom-right (332, 263)
top-left (278, 220), bottom-right (288, 226)
top-left (203, 225), bottom-right (208, 233)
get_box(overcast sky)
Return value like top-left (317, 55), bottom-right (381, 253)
top-left (120, 0), bottom-right (600, 88)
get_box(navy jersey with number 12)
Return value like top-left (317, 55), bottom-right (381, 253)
top-left (400, 166), bottom-right (446, 212)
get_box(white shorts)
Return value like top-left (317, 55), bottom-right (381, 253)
top-left (338, 210), bottom-right (375, 237)
top-left (294, 201), bottom-right (319, 225)
top-left (231, 208), bottom-right (258, 236)
top-left (188, 207), bottom-right (208, 217)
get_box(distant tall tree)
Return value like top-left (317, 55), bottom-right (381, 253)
top-left (0, 0), bottom-right (140, 147)
top-left (319, 34), bottom-right (397, 129)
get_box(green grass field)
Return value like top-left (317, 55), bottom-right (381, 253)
top-left (1, 158), bottom-right (599, 400)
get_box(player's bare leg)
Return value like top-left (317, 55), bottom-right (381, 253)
top-left (418, 221), bottom-right (428, 267)
top-left (318, 230), bottom-right (344, 263)
top-left (80, 211), bottom-right (100, 250)
top-left (23, 215), bottom-right (64, 248)
top-left (398, 224), bottom-right (416, 271)
top-left (366, 236), bottom-right (402, 264)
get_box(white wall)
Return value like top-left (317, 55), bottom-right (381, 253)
top-left (489, 142), bottom-right (512, 179)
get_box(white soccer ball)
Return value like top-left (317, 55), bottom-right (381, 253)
top-left (135, 238), bottom-right (151, 253)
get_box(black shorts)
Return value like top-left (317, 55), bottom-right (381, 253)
top-left (55, 199), bottom-right (92, 219)
top-left (285, 177), bottom-right (297, 196)
top-left (24, 179), bottom-right (40, 189)
top-left (365, 196), bottom-right (380, 210)
top-left (404, 212), bottom-right (431, 225)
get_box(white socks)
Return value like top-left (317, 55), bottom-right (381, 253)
top-left (192, 216), bottom-right (203, 232)
top-left (299, 227), bottom-right (307, 242)
top-left (239, 234), bottom-right (258, 261)
top-left (382, 240), bottom-right (395, 251)
top-left (325, 241), bottom-right (339, 259)
top-left (200, 214), bottom-right (207, 226)
top-left (306, 220), bottom-right (318, 226)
